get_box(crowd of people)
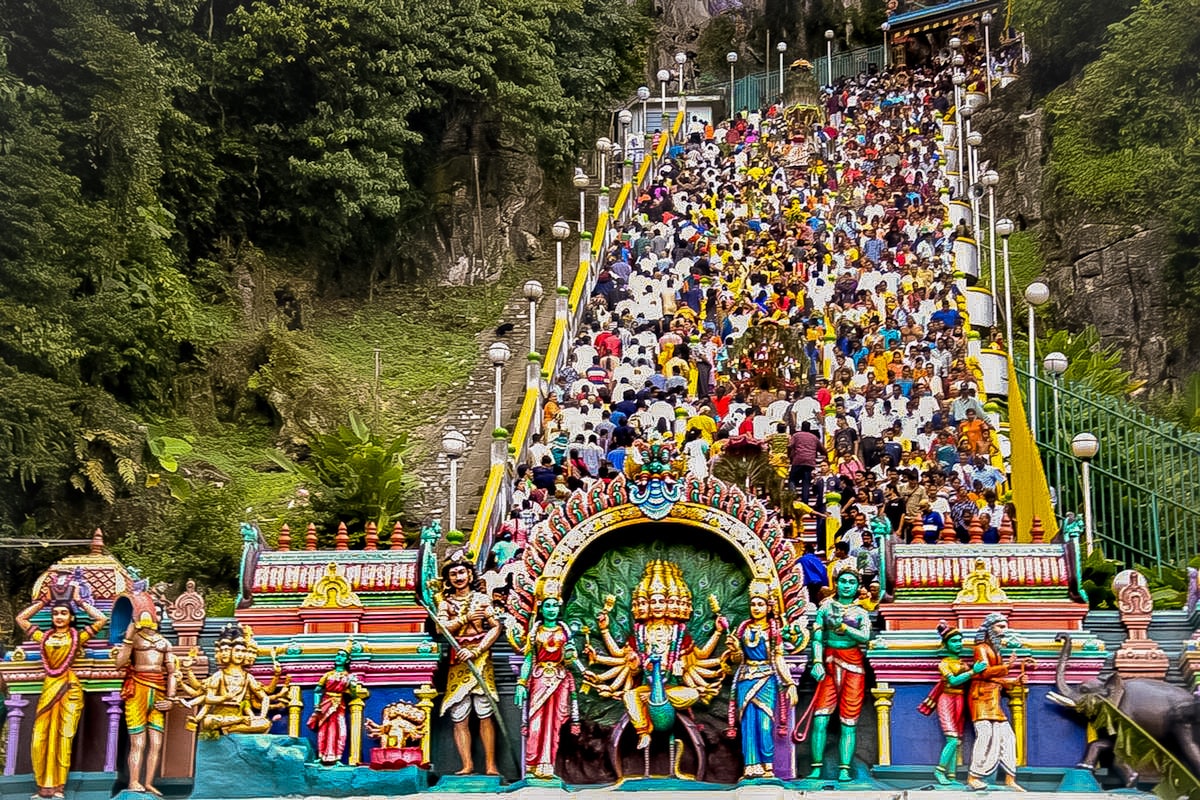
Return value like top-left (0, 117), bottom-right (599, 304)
top-left (485, 51), bottom-right (1012, 604)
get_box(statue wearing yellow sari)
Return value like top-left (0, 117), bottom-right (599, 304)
top-left (17, 582), bottom-right (108, 799)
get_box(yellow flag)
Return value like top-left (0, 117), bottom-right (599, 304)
top-left (1007, 360), bottom-right (1059, 542)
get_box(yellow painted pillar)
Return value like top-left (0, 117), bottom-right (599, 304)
top-left (1009, 683), bottom-right (1028, 766)
top-left (415, 684), bottom-right (439, 766)
top-left (287, 684), bottom-right (303, 738)
top-left (348, 688), bottom-right (370, 766)
top-left (871, 682), bottom-right (896, 766)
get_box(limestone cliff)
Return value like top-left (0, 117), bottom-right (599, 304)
top-left (976, 82), bottom-right (1180, 386)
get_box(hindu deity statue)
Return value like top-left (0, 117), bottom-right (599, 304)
top-left (804, 567), bottom-right (871, 782)
top-left (514, 579), bottom-right (581, 779)
top-left (307, 643), bottom-right (363, 765)
top-left (724, 579), bottom-right (798, 779)
top-left (584, 560), bottom-right (728, 749)
top-left (16, 575), bottom-right (108, 799)
top-left (435, 548), bottom-right (501, 776)
top-left (966, 611), bottom-right (1032, 791)
top-left (115, 583), bottom-right (176, 795)
top-left (918, 620), bottom-right (983, 785)
top-left (185, 623), bottom-right (273, 735)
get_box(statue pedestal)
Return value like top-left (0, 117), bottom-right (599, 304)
top-left (192, 735), bottom-right (428, 798)
top-left (368, 746), bottom-right (426, 770)
top-left (429, 773), bottom-right (505, 792)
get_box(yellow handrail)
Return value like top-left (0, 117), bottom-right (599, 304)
top-left (467, 112), bottom-right (684, 559)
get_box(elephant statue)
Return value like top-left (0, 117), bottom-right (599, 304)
top-left (1048, 633), bottom-right (1200, 787)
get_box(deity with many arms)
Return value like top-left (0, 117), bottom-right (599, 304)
top-left (584, 560), bottom-right (729, 749)
top-left (182, 623), bottom-right (273, 735)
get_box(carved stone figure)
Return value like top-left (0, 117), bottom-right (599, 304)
top-left (583, 559), bottom-right (727, 750)
top-left (724, 579), bottom-right (797, 779)
top-left (918, 620), bottom-right (983, 785)
top-left (186, 624), bottom-right (272, 735)
top-left (115, 583), bottom-right (176, 795)
top-left (805, 568), bottom-right (871, 782)
top-left (966, 612), bottom-right (1027, 791)
top-left (436, 548), bottom-right (501, 775)
top-left (15, 578), bottom-right (108, 799)
top-left (1050, 633), bottom-right (1200, 787)
top-left (307, 644), bottom-right (362, 765)
top-left (514, 579), bottom-right (580, 779)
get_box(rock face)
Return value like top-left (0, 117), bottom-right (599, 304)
top-left (976, 82), bottom-right (1180, 386)
top-left (410, 114), bottom-right (546, 287)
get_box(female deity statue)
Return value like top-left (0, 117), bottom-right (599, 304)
top-left (307, 643), bottom-right (362, 765)
top-left (724, 579), bottom-right (798, 779)
top-left (583, 560), bottom-right (728, 749)
top-left (16, 577), bottom-right (109, 799)
top-left (514, 580), bottom-right (580, 779)
top-left (918, 620), bottom-right (984, 785)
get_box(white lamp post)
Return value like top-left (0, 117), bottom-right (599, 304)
top-left (1024, 281), bottom-right (1051, 439)
top-left (1044, 351), bottom-right (1069, 506)
top-left (442, 429), bottom-right (467, 532)
top-left (964, 125), bottom-right (981, 237)
top-left (776, 41), bottom-right (788, 96)
top-left (981, 11), bottom-right (994, 98)
top-left (1071, 432), bottom-right (1100, 554)
top-left (617, 108), bottom-right (633, 167)
top-left (657, 68), bottom-right (671, 131)
top-left (981, 168), bottom-right (1000, 315)
top-left (726, 51), bottom-right (738, 117)
top-left (523, 279), bottom-right (544, 356)
top-left (997, 217), bottom-right (1015, 349)
top-left (675, 52), bottom-right (687, 110)
top-left (881, 21), bottom-right (891, 70)
top-left (488, 340), bottom-right (511, 431)
top-left (824, 30), bottom-right (834, 86)
top-left (552, 219), bottom-right (571, 289)
top-left (951, 72), bottom-right (966, 196)
top-left (572, 168), bottom-right (589, 232)
top-left (595, 136), bottom-right (611, 188)
top-left (636, 85), bottom-right (650, 135)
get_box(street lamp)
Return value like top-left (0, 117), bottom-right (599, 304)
top-left (1044, 351), bottom-right (1069, 508)
top-left (442, 429), bottom-right (468, 532)
top-left (552, 219), bottom-right (571, 289)
top-left (573, 168), bottom-right (589, 233)
top-left (1024, 281), bottom-right (1051, 439)
top-left (881, 22), bottom-right (891, 70)
top-left (776, 41), bottom-right (788, 96)
top-left (675, 51), bottom-right (687, 110)
top-left (488, 340), bottom-right (511, 431)
top-left (981, 11), bottom-right (994, 99)
top-left (964, 126), bottom-right (982, 236)
top-left (981, 168), bottom-right (1000, 316)
top-left (657, 68), bottom-right (671, 130)
top-left (636, 85), bottom-right (650, 135)
top-left (1071, 432), bottom-right (1100, 554)
top-left (617, 108), bottom-right (633, 167)
top-left (523, 279), bottom-right (544, 356)
top-left (996, 217), bottom-right (1015, 350)
top-left (726, 51), bottom-right (738, 117)
top-left (951, 72), bottom-right (966, 195)
top-left (824, 30), bottom-right (835, 86)
top-left (595, 136), bottom-right (611, 187)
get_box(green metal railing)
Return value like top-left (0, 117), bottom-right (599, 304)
top-left (1015, 364), bottom-right (1200, 571)
top-left (727, 45), bottom-right (887, 111)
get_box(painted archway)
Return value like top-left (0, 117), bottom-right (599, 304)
top-left (507, 468), bottom-right (808, 633)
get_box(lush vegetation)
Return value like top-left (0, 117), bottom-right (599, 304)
top-left (0, 0), bottom-right (649, 610)
top-left (1024, 0), bottom-right (1200, 377)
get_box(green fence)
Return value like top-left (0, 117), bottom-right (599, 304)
top-left (1015, 364), bottom-right (1200, 572)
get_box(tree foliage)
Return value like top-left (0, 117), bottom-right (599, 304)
top-left (0, 0), bottom-right (649, 602)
